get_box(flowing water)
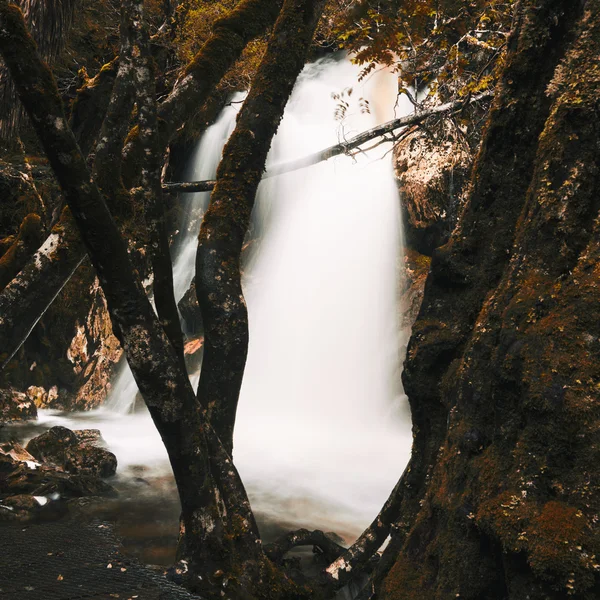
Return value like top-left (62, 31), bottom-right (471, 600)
top-left (27, 56), bottom-right (414, 555)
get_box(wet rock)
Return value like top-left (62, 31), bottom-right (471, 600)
top-left (26, 425), bottom-right (78, 462)
top-left (0, 440), bottom-right (39, 466)
top-left (394, 130), bottom-right (471, 255)
top-left (0, 493), bottom-right (69, 523)
top-left (0, 493), bottom-right (39, 521)
top-left (0, 388), bottom-right (37, 422)
top-left (64, 445), bottom-right (117, 478)
top-left (1, 449), bottom-right (117, 501)
top-left (1, 270), bottom-right (122, 412)
top-left (72, 428), bottom-right (105, 446)
top-left (178, 277), bottom-right (203, 336)
top-left (26, 426), bottom-right (117, 478)
top-left (26, 385), bottom-right (47, 407)
top-left (0, 213), bottom-right (44, 292)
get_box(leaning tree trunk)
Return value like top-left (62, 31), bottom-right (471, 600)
top-left (195, 0), bottom-right (327, 454)
top-left (373, 1), bottom-right (600, 598)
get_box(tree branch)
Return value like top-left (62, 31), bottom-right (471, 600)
top-left (93, 0), bottom-right (138, 205)
top-left (163, 91), bottom-right (493, 194)
top-left (132, 0), bottom-right (185, 367)
top-left (322, 470), bottom-right (407, 589)
top-left (156, 0), bottom-right (283, 144)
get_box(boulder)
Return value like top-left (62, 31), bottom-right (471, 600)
top-left (0, 388), bottom-right (37, 422)
top-left (26, 425), bottom-right (117, 478)
top-left (64, 444), bottom-right (117, 478)
top-left (394, 130), bottom-right (471, 255)
top-left (72, 428), bottom-right (105, 446)
top-left (0, 445), bottom-right (117, 502)
top-left (25, 384), bottom-right (60, 409)
top-left (25, 425), bottom-right (78, 462)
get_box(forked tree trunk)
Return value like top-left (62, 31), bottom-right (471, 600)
top-left (0, 1), bottom-right (327, 599)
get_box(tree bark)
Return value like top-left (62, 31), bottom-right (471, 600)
top-left (132, 0), bottom-right (185, 366)
top-left (373, 1), bottom-right (599, 598)
top-left (93, 0), bottom-right (137, 208)
top-left (194, 0), bottom-right (327, 455)
top-left (265, 529), bottom-right (345, 565)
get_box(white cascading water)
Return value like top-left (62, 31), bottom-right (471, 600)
top-left (34, 56), bottom-right (414, 542)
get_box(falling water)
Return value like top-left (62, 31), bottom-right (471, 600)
top-left (235, 57), bottom-right (412, 536)
top-left (35, 56), bottom-right (414, 543)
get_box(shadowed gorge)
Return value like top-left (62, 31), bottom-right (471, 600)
top-left (1, 0), bottom-right (599, 599)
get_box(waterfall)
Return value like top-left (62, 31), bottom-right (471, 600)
top-left (235, 57), bottom-right (412, 535)
top-left (100, 55), bottom-right (413, 538)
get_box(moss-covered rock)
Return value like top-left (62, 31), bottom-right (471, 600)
top-left (26, 425), bottom-right (117, 478)
top-left (395, 130), bottom-right (472, 255)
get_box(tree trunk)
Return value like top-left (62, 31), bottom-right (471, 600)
top-left (374, 1), bottom-right (600, 598)
top-left (194, 0), bottom-right (327, 455)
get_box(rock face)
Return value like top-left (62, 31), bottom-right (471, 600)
top-left (394, 129), bottom-right (471, 256)
top-left (178, 276), bottom-right (203, 336)
top-left (0, 263), bottom-right (122, 411)
top-left (26, 426), bottom-right (117, 478)
top-left (399, 249), bottom-right (431, 331)
top-left (0, 158), bottom-right (123, 411)
top-left (0, 387), bottom-right (37, 422)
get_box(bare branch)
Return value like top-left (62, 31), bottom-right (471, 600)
top-left (323, 471), bottom-right (407, 589)
top-left (163, 91), bottom-right (494, 194)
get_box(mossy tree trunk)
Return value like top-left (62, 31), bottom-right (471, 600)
top-left (373, 1), bottom-right (600, 598)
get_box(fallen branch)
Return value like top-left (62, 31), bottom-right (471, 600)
top-left (162, 90), bottom-right (493, 194)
